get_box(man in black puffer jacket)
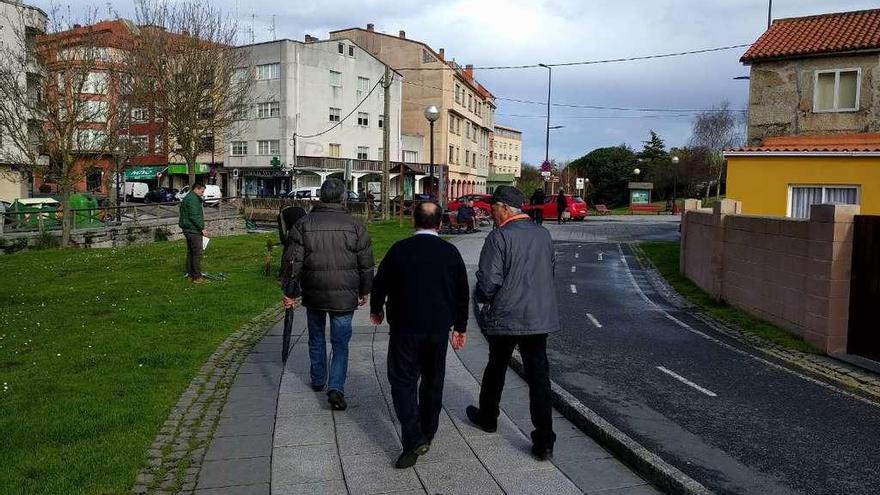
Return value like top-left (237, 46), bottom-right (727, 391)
top-left (281, 178), bottom-right (374, 411)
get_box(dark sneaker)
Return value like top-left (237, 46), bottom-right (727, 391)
top-left (328, 390), bottom-right (347, 411)
top-left (311, 384), bottom-right (325, 392)
top-left (395, 443), bottom-right (430, 469)
top-left (465, 406), bottom-right (497, 433)
top-left (531, 444), bottom-right (554, 461)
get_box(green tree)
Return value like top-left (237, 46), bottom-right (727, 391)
top-left (638, 130), bottom-right (674, 200)
top-left (518, 162), bottom-right (545, 198)
top-left (568, 145), bottom-right (637, 206)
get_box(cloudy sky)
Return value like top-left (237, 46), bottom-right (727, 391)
top-left (34, 0), bottom-right (878, 164)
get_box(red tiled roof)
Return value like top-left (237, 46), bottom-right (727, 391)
top-left (741, 9), bottom-right (880, 63)
top-left (729, 133), bottom-right (880, 153)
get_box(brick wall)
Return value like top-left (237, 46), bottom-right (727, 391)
top-left (680, 199), bottom-right (858, 354)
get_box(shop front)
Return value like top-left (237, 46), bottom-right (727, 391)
top-left (241, 169), bottom-right (293, 198)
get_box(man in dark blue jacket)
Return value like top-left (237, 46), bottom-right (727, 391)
top-left (467, 185), bottom-right (560, 460)
top-left (370, 202), bottom-right (469, 469)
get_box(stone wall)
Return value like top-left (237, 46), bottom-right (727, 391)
top-left (680, 199), bottom-right (857, 354)
top-left (0, 214), bottom-right (247, 252)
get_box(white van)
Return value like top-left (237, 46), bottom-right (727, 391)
top-left (288, 187), bottom-right (320, 201)
top-left (124, 182), bottom-right (149, 202)
top-left (176, 184), bottom-right (222, 205)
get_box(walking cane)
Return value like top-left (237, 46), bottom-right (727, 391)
top-left (281, 307), bottom-right (295, 363)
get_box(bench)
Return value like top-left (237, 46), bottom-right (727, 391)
top-left (445, 211), bottom-right (475, 234)
top-left (629, 204), bottom-right (662, 215)
top-left (595, 204), bottom-right (610, 215)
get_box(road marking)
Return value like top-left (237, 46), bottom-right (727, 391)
top-left (571, 265), bottom-right (576, 273)
top-left (656, 366), bottom-right (717, 397)
top-left (598, 251), bottom-right (604, 261)
top-left (570, 284), bottom-right (577, 294)
top-left (586, 313), bottom-right (602, 328)
top-left (575, 253), bottom-right (580, 259)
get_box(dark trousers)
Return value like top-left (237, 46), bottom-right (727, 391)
top-left (387, 333), bottom-right (448, 451)
top-left (557, 209), bottom-right (567, 224)
top-left (184, 232), bottom-right (203, 278)
top-left (533, 209), bottom-right (543, 225)
top-left (478, 334), bottom-right (556, 449)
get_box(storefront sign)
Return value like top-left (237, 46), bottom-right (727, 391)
top-left (125, 166), bottom-right (166, 180)
top-left (168, 163), bottom-right (210, 175)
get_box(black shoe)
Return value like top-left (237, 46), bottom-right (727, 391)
top-left (395, 443), bottom-right (430, 469)
top-left (531, 444), bottom-right (554, 461)
top-left (312, 384), bottom-right (325, 392)
top-left (327, 390), bottom-right (347, 411)
top-left (465, 406), bottom-right (497, 433)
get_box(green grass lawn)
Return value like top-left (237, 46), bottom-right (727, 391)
top-left (637, 241), bottom-right (820, 354)
top-left (0, 220), bottom-right (410, 494)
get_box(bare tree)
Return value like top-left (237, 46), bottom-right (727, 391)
top-left (128, 0), bottom-right (254, 187)
top-left (0, 7), bottom-right (132, 245)
top-left (689, 100), bottom-right (744, 199)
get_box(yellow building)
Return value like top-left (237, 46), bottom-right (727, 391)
top-left (725, 133), bottom-right (880, 217)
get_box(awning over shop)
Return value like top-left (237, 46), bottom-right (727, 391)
top-left (125, 166), bottom-right (166, 180)
top-left (168, 163), bottom-right (210, 175)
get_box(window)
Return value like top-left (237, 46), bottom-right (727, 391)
top-left (378, 114), bottom-right (384, 128)
top-left (257, 101), bottom-right (280, 118)
top-left (82, 71), bottom-right (108, 94)
top-left (329, 143), bottom-right (340, 157)
top-left (329, 70), bottom-right (342, 87)
top-left (348, 45), bottom-right (354, 57)
top-left (404, 150), bottom-right (418, 162)
top-left (357, 77), bottom-right (369, 100)
top-left (329, 107), bottom-right (341, 122)
top-left (200, 135), bottom-right (215, 153)
top-left (465, 150), bottom-right (470, 165)
top-left (789, 185), bottom-right (859, 218)
top-left (449, 116), bottom-right (455, 133)
top-left (338, 42), bottom-right (344, 54)
top-left (467, 94), bottom-right (472, 111)
top-left (455, 84), bottom-right (462, 104)
top-left (232, 67), bottom-right (249, 84)
top-left (83, 100), bottom-right (108, 122)
top-left (75, 129), bottom-right (106, 150)
top-left (131, 135), bottom-right (148, 151)
top-left (256, 63), bottom-right (280, 80)
top-left (257, 139), bottom-right (279, 155)
top-left (449, 145), bottom-right (454, 163)
top-left (131, 107), bottom-right (148, 122)
top-left (814, 69), bottom-right (859, 112)
top-left (456, 118), bottom-right (460, 135)
top-left (378, 147), bottom-right (384, 160)
top-left (86, 168), bottom-right (102, 191)
top-left (154, 134), bottom-right (164, 153)
top-left (357, 112), bottom-right (369, 126)
top-left (422, 49), bottom-right (434, 64)
top-left (357, 146), bottom-right (368, 160)
top-left (231, 141), bottom-right (248, 156)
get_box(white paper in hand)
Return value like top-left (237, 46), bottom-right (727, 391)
top-left (202, 236), bottom-right (210, 250)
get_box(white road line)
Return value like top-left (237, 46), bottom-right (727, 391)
top-left (570, 284), bottom-right (577, 294)
top-left (571, 265), bottom-right (577, 273)
top-left (586, 313), bottom-right (603, 328)
top-left (656, 366), bottom-right (718, 397)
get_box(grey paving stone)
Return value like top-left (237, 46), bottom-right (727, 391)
top-left (415, 458), bottom-right (504, 495)
top-left (335, 420), bottom-right (402, 455)
top-left (245, 353), bottom-right (283, 364)
top-left (416, 428), bottom-right (470, 464)
top-left (238, 361), bottom-right (284, 375)
top-left (194, 482), bottom-right (269, 495)
top-left (221, 397), bottom-right (278, 418)
top-left (226, 384), bottom-right (278, 403)
top-left (467, 433), bottom-right (548, 474)
top-left (214, 415), bottom-right (275, 438)
top-left (332, 398), bottom-right (393, 425)
top-left (272, 445), bottom-right (343, 486)
top-left (445, 405), bottom-right (520, 439)
top-left (272, 480), bottom-right (348, 495)
top-left (274, 413), bottom-right (335, 447)
top-left (276, 391), bottom-right (329, 417)
top-left (552, 433), bottom-right (613, 463)
top-left (496, 467), bottom-right (582, 495)
top-left (233, 372), bottom-right (282, 388)
top-left (341, 451), bottom-right (423, 495)
top-left (277, 373), bottom-right (317, 395)
top-left (204, 434), bottom-right (272, 460)
top-left (250, 342), bottom-right (286, 354)
top-left (196, 457), bottom-right (269, 489)
top-left (554, 457), bottom-right (648, 493)
top-left (593, 483), bottom-right (660, 495)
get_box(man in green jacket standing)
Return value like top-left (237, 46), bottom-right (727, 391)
top-left (179, 183), bottom-right (206, 283)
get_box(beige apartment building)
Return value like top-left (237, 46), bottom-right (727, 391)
top-left (330, 24), bottom-right (496, 199)
top-left (488, 124), bottom-right (522, 191)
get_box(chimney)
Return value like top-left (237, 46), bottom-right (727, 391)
top-left (304, 34), bottom-right (317, 42)
top-left (367, 23), bottom-right (374, 31)
top-left (398, 30), bottom-right (406, 39)
top-left (438, 48), bottom-right (445, 61)
top-left (464, 64), bottom-right (473, 78)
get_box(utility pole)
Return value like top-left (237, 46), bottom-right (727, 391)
top-left (381, 65), bottom-right (391, 220)
top-left (767, 0), bottom-right (773, 29)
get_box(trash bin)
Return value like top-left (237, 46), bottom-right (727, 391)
top-left (8, 198), bottom-right (60, 228)
top-left (69, 193), bottom-right (100, 226)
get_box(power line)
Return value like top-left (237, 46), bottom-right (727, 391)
top-left (296, 78), bottom-right (383, 139)
top-left (395, 43), bottom-right (752, 71)
top-left (496, 113), bottom-right (695, 120)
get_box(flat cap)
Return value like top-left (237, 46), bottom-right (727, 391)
top-left (491, 185), bottom-right (525, 209)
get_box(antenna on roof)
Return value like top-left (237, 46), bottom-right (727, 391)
top-left (270, 15), bottom-right (276, 41)
top-left (250, 13), bottom-right (255, 43)
top-left (767, 0), bottom-right (772, 29)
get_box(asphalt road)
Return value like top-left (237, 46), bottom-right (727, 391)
top-left (547, 238), bottom-right (880, 494)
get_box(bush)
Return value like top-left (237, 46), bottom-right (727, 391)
top-left (154, 227), bottom-right (172, 242)
top-left (33, 229), bottom-right (60, 250)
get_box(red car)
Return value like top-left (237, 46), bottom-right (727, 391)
top-left (524, 194), bottom-right (589, 220)
top-left (447, 194), bottom-right (492, 214)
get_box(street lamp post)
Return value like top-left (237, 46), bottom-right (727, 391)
top-left (114, 146), bottom-right (121, 222)
top-left (538, 64), bottom-right (552, 166)
top-left (671, 155), bottom-right (680, 213)
top-left (424, 105), bottom-right (440, 199)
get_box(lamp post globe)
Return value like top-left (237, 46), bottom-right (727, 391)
top-left (633, 168), bottom-right (641, 176)
top-left (424, 105), bottom-right (440, 198)
top-left (671, 156), bottom-right (680, 164)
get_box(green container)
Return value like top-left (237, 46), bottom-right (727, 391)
top-left (9, 199), bottom-right (60, 228)
top-left (69, 193), bottom-right (100, 226)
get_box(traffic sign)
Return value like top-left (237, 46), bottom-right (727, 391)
top-left (541, 171), bottom-right (551, 178)
top-left (576, 178), bottom-right (585, 189)
top-left (551, 177), bottom-right (560, 183)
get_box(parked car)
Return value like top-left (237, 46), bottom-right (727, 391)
top-left (523, 194), bottom-right (589, 220)
top-left (288, 187), bottom-right (321, 201)
top-left (124, 182), bottom-right (149, 202)
top-left (176, 185), bottom-right (222, 205)
top-left (144, 187), bottom-right (178, 203)
top-left (447, 193), bottom-right (492, 214)
top-left (390, 193), bottom-right (433, 214)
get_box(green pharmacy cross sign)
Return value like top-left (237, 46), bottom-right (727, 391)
top-left (271, 156), bottom-right (281, 168)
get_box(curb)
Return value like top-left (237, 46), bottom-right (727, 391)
top-left (509, 354), bottom-right (713, 495)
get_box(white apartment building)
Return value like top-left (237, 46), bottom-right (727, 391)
top-left (225, 36), bottom-right (402, 197)
top-left (0, 0), bottom-right (46, 202)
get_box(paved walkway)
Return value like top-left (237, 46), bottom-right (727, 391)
top-left (192, 234), bottom-right (660, 495)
